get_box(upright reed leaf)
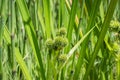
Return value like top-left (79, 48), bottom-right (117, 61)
top-left (43, 0), bottom-right (51, 38)
top-left (0, 0), bottom-right (7, 79)
top-left (15, 48), bottom-right (32, 80)
top-left (16, 0), bottom-right (46, 80)
top-left (67, 0), bottom-right (79, 52)
top-left (83, 0), bottom-right (118, 79)
top-left (73, 1), bottom-right (101, 79)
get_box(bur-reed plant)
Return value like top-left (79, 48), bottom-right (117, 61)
top-left (0, 0), bottom-right (120, 80)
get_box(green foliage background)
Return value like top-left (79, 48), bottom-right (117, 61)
top-left (0, 0), bottom-right (120, 80)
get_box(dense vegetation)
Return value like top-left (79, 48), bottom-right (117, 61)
top-left (0, 0), bottom-right (120, 80)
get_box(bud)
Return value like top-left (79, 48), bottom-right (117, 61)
top-left (45, 39), bottom-right (54, 49)
top-left (53, 36), bottom-right (68, 50)
top-left (56, 27), bottom-right (67, 37)
top-left (58, 54), bottom-right (67, 62)
top-left (110, 20), bottom-right (120, 32)
top-left (112, 42), bottom-right (120, 53)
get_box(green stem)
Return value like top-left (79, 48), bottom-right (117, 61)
top-left (0, 0), bottom-right (7, 79)
top-left (47, 50), bottom-right (53, 80)
top-left (83, 0), bottom-right (118, 79)
top-left (73, 1), bottom-right (101, 79)
top-left (0, 45), bottom-right (2, 80)
top-left (67, 0), bottom-right (79, 52)
top-left (117, 59), bottom-right (120, 79)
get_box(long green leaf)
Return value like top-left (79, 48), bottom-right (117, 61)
top-left (16, 0), bottom-right (46, 80)
top-left (65, 0), bottom-right (79, 56)
top-left (15, 48), bottom-right (32, 80)
top-left (0, 0), bottom-right (7, 79)
top-left (73, 0), bottom-right (101, 79)
top-left (83, 0), bottom-right (118, 79)
top-left (3, 26), bottom-right (11, 44)
top-left (60, 25), bottom-right (96, 71)
top-left (38, 4), bottom-right (45, 37)
top-left (67, 0), bottom-right (79, 47)
top-left (117, 58), bottom-right (120, 79)
top-left (3, 26), bottom-right (31, 80)
top-left (43, 0), bottom-right (51, 38)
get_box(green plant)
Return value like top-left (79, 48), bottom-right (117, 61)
top-left (0, 0), bottom-right (119, 80)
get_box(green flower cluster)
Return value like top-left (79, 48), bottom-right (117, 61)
top-left (110, 20), bottom-right (120, 28)
top-left (109, 19), bottom-right (120, 54)
top-left (54, 36), bottom-right (68, 50)
top-left (56, 28), bottom-right (67, 37)
top-left (46, 27), bottom-right (68, 50)
top-left (45, 39), bottom-right (54, 49)
top-left (112, 41), bottom-right (120, 53)
top-left (58, 54), bottom-right (67, 62)
top-left (110, 20), bottom-right (120, 32)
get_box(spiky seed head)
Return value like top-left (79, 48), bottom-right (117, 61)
top-left (53, 36), bottom-right (68, 50)
top-left (45, 39), bottom-right (54, 49)
top-left (58, 54), bottom-right (67, 62)
top-left (59, 27), bottom-right (67, 36)
top-left (110, 20), bottom-right (120, 32)
top-left (116, 53), bottom-right (120, 61)
top-left (112, 42), bottom-right (120, 53)
top-left (56, 27), bottom-right (67, 36)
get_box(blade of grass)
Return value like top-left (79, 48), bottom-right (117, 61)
top-left (84, 0), bottom-right (92, 15)
top-left (50, 0), bottom-right (55, 38)
top-left (100, 1), bottom-right (105, 22)
top-left (0, 18), bottom-right (3, 70)
top-left (117, 57), bottom-right (120, 79)
top-left (73, 1), bottom-right (101, 79)
top-left (67, 0), bottom-right (79, 52)
top-left (115, 52), bottom-right (120, 79)
top-left (43, 1), bottom-right (51, 79)
top-left (57, 0), bottom-right (65, 28)
top-left (83, 0), bottom-right (118, 79)
top-left (43, 0), bottom-right (51, 38)
top-left (8, 0), bottom-right (15, 70)
top-left (0, 0), bottom-right (7, 79)
top-left (65, 0), bottom-right (84, 41)
top-left (59, 0), bottom-right (65, 27)
top-left (11, 0), bottom-right (16, 72)
top-left (15, 3), bottom-right (25, 55)
top-left (0, 5), bottom-right (3, 80)
top-left (3, 25), bottom-right (32, 80)
top-left (119, 0), bottom-right (120, 19)
top-left (101, 71), bottom-right (106, 80)
top-left (65, 0), bottom-right (80, 35)
top-left (3, 26), bottom-right (11, 45)
top-left (58, 0), bottom-right (61, 28)
top-left (60, 25), bottom-right (96, 71)
top-left (14, 47), bottom-right (32, 80)
top-left (37, 4), bottom-right (45, 37)
top-left (16, 0), bottom-right (46, 79)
